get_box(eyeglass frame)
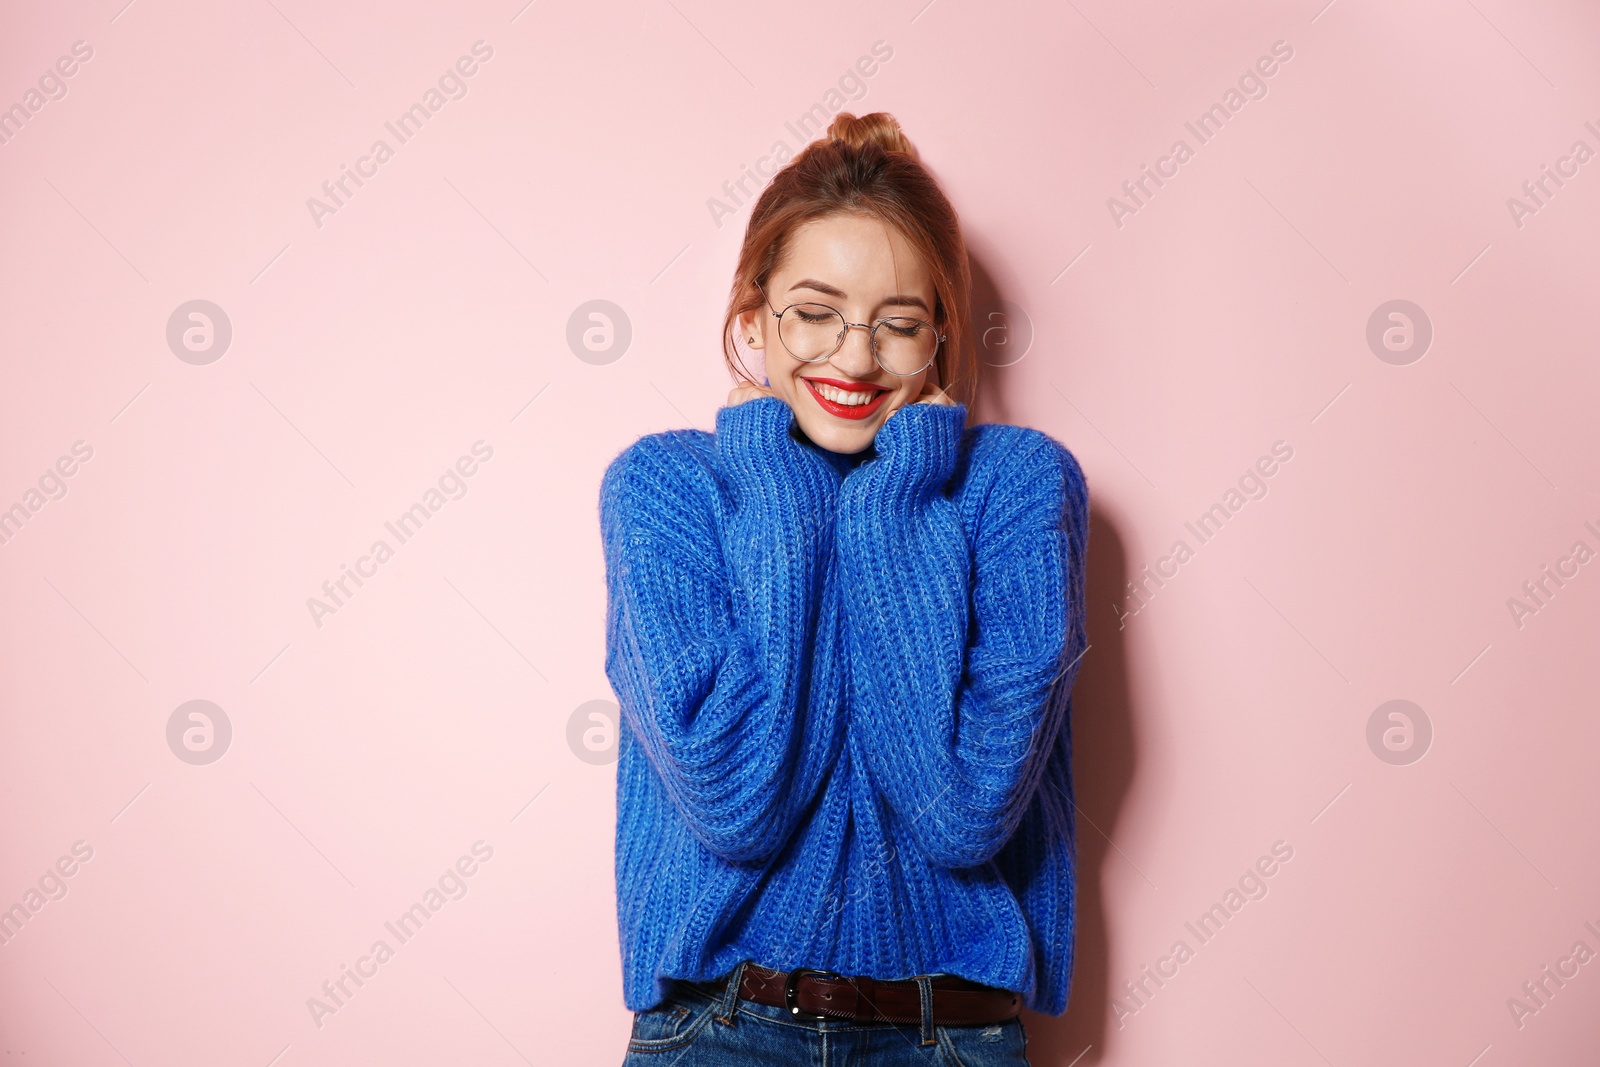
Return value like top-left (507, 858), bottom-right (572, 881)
top-left (756, 282), bottom-right (946, 377)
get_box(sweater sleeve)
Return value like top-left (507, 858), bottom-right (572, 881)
top-left (599, 396), bottom-right (847, 865)
top-left (836, 401), bottom-right (1090, 869)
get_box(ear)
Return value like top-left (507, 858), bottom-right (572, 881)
top-left (737, 306), bottom-right (767, 350)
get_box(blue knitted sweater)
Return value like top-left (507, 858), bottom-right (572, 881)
top-left (599, 395), bottom-right (1089, 1015)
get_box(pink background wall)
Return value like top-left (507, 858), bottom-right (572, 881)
top-left (2, 1), bottom-right (1597, 1064)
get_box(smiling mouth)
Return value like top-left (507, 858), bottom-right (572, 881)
top-left (801, 377), bottom-right (889, 420)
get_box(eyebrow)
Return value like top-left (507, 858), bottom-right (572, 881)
top-left (787, 278), bottom-right (931, 314)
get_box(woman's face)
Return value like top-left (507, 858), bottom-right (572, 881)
top-left (739, 211), bottom-right (938, 455)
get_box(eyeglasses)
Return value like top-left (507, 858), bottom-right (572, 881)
top-left (759, 283), bottom-right (944, 377)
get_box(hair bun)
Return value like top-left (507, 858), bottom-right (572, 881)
top-left (827, 111), bottom-right (917, 158)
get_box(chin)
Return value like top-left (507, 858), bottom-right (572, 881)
top-left (798, 415), bottom-right (876, 455)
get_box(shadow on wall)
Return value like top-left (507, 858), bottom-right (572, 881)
top-left (968, 251), bottom-right (1139, 1066)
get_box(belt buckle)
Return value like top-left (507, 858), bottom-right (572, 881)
top-left (784, 967), bottom-right (845, 1021)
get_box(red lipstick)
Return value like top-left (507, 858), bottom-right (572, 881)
top-left (801, 376), bottom-right (889, 421)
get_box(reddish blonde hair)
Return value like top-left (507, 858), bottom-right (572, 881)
top-left (721, 111), bottom-right (977, 409)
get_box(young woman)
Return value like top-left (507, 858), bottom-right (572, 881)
top-left (600, 111), bottom-right (1090, 1065)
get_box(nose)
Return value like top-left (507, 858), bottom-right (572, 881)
top-left (826, 322), bottom-right (879, 377)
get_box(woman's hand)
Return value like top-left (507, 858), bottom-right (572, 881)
top-left (727, 382), bottom-right (779, 407)
top-left (910, 377), bottom-right (956, 407)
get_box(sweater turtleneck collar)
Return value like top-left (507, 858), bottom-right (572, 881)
top-left (789, 418), bottom-right (876, 476)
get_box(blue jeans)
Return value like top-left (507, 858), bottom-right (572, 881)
top-left (621, 962), bottom-right (1032, 1065)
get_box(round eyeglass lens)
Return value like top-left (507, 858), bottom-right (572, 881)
top-left (873, 317), bottom-right (938, 375)
top-left (778, 304), bottom-right (846, 361)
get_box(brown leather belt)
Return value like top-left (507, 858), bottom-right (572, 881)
top-left (728, 963), bottom-right (1021, 1026)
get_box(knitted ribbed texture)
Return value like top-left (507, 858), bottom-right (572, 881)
top-left (599, 395), bottom-right (1089, 1015)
